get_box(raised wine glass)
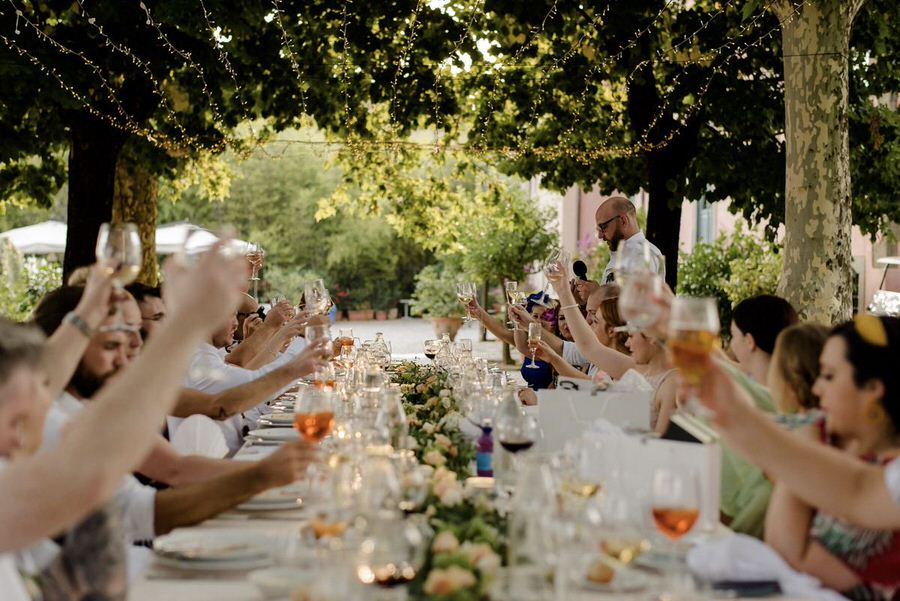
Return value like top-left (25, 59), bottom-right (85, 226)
top-left (456, 282), bottom-right (476, 323)
top-left (304, 279), bottom-right (330, 315)
top-left (245, 242), bottom-right (265, 281)
top-left (95, 222), bottom-right (141, 331)
top-left (616, 241), bottom-right (664, 330)
top-left (504, 280), bottom-right (519, 328)
top-left (667, 296), bottom-right (719, 413)
top-left (526, 322), bottom-right (542, 369)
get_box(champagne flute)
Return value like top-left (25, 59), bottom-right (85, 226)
top-left (456, 281), bottom-right (476, 323)
top-left (541, 247), bottom-right (571, 301)
top-left (505, 280), bottom-right (519, 328)
top-left (304, 279), bottom-right (330, 315)
top-left (294, 386), bottom-right (335, 443)
top-left (526, 322), bottom-right (542, 369)
top-left (95, 222), bottom-right (141, 330)
top-left (667, 297), bottom-right (719, 413)
top-left (651, 466), bottom-right (701, 599)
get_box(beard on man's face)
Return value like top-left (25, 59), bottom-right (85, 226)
top-left (69, 363), bottom-right (117, 399)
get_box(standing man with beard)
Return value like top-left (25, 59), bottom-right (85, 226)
top-left (595, 196), bottom-right (664, 284)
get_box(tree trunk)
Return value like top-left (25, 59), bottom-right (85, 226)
top-left (775, 0), bottom-right (864, 322)
top-left (64, 114), bottom-right (128, 282)
top-left (113, 157), bottom-right (159, 286)
top-left (645, 162), bottom-right (684, 290)
top-left (626, 37), bottom-right (701, 290)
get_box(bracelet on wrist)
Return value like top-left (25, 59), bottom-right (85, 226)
top-left (560, 303), bottom-right (580, 311)
top-left (64, 312), bottom-right (94, 338)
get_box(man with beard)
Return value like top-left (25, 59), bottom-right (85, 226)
top-left (595, 196), bottom-right (663, 284)
top-left (31, 288), bottom-right (321, 579)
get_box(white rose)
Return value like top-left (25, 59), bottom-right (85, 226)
top-left (434, 433), bottom-right (452, 449)
top-left (424, 450), bottom-right (446, 467)
top-left (441, 396), bottom-right (452, 409)
top-left (438, 485), bottom-right (464, 506)
top-left (423, 566), bottom-right (477, 596)
top-left (461, 542), bottom-right (501, 575)
top-left (422, 422), bottom-right (435, 434)
top-left (431, 530), bottom-right (460, 554)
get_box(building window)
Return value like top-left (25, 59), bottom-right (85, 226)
top-left (695, 196), bottom-right (715, 244)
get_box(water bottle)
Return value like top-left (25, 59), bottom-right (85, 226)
top-left (476, 420), bottom-right (494, 477)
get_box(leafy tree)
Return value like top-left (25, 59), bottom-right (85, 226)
top-left (677, 223), bottom-right (782, 337)
top-left (0, 0), bottom-right (469, 280)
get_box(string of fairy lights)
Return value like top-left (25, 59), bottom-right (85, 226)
top-left (0, 0), bottom-right (810, 163)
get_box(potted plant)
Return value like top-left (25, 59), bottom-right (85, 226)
top-left (410, 263), bottom-right (465, 341)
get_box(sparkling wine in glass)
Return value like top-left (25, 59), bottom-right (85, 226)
top-left (616, 241), bottom-right (664, 330)
top-left (667, 297), bottom-right (720, 414)
top-left (456, 281), bottom-right (476, 323)
top-left (294, 387), bottom-right (335, 443)
top-left (504, 280), bottom-right (519, 327)
top-left (245, 242), bottom-right (265, 281)
top-left (526, 322), bottom-right (542, 370)
top-left (95, 222), bottom-right (141, 330)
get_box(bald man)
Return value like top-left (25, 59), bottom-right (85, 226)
top-left (594, 196), bottom-right (663, 284)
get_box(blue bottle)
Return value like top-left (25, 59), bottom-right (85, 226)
top-left (476, 420), bottom-right (494, 477)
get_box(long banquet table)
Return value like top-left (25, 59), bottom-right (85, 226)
top-left (128, 438), bottom-right (810, 601)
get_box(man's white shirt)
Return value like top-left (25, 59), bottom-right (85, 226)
top-left (178, 336), bottom-right (308, 451)
top-left (601, 231), bottom-right (664, 285)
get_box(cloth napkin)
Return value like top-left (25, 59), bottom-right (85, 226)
top-left (687, 533), bottom-right (848, 601)
top-left (607, 368), bottom-right (654, 392)
top-left (169, 415), bottom-right (229, 458)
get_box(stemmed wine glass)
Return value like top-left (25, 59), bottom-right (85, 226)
top-left (616, 241), bottom-right (664, 330)
top-left (245, 242), bottom-right (265, 300)
top-left (651, 466), bottom-right (701, 599)
top-left (504, 280), bottom-right (519, 328)
top-left (456, 282), bottom-right (476, 323)
top-left (526, 322), bottom-right (542, 369)
top-left (304, 279), bottom-right (330, 315)
top-left (667, 297), bottom-right (720, 413)
top-left (356, 510), bottom-right (428, 600)
top-left (423, 339), bottom-right (441, 362)
top-left (95, 222), bottom-right (141, 330)
top-left (294, 386), bottom-right (335, 444)
top-left (541, 247), bottom-right (570, 302)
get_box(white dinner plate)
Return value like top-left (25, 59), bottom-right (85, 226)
top-left (260, 412), bottom-right (295, 425)
top-left (237, 498), bottom-right (303, 511)
top-left (247, 428), bottom-right (299, 442)
top-left (581, 563), bottom-right (653, 593)
top-left (153, 530), bottom-right (274, 569)
top-left (249, 567), bottom-right (318, 598)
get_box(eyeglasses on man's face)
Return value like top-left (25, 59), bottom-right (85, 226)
top-left (596, 215), bottom-right (621, 234)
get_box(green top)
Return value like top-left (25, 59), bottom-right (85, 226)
top-left (716, 362), bottom-right (776, 539)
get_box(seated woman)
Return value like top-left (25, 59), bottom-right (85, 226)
top-left (723, 322), bottom-right (828, 537)
top-left (625, 332), bottom-right (678, 434)
top-left (764, 315), bottom-right (900, 600)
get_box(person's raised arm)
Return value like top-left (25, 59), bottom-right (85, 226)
top-left (465, 298), bottom-right (514, 345)
top-left (694, 359), bottom-right (900, 530)
top-left (224, 302), bottom-right (292, 367)
top-left (510, 306), bottom-right (565, 354)
top-left (172, 338), bottom-right (331, 420)
top-left (548, 262), bottom-right (635, 379)
top-left (39, 264), bottom-right (116, 400)
top-left (0, 248), bottom-right (245, 551)
top-left (534, 340), bottom-right (590, 380)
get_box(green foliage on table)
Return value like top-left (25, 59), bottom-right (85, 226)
top-left (411, 264), bottom-right (466, 319)
top-left (677, 223), bottom-right (782, 336)
top-left (391, 362), bottom-right (505, 601)
top-left (0, 242), bottom-right (62, 320)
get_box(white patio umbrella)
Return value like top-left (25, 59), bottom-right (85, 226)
top-left (155, 221), bottom-right (250, 255)
top-left (0, 220), bottom-right (68, 255)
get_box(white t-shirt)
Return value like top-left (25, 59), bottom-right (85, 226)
top-left (179, 337), bottom-right (308, 451)
top-left (0, 459), bottom-right (32, 601)
top-left (601, 231), bottom-right (664, 285)
top-left (561, 341), bottom-right (599, 378)
top-left (886, 460), bottom-right (900, 505)
top-left (42, 394), bottom-right (157, 544)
